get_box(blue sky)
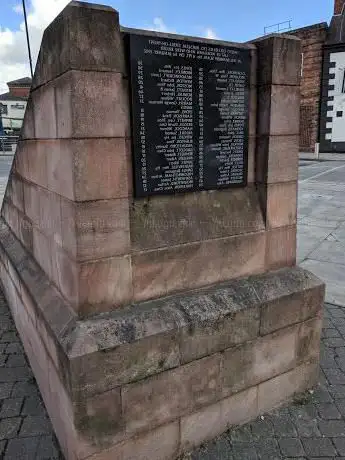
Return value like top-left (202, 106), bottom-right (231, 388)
top-left (0, 0), bottom-right (336, 93)
top-left (2, 0), bottom-right (334, 41)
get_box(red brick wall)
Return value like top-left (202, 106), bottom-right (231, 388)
top-left (289, 24), bottom-right (328, 152)
top-left (8, 86), bottom-right (30, 98)
top-left (334, 0), bottom-right (345, 14)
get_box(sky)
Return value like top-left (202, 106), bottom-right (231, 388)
top-left (0, 0), bottom-right (335, 94)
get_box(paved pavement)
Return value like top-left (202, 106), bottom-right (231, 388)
top-left (0, 157), bottom-right (345, 458)
top-left (298, 160), bottom-right (345, 307)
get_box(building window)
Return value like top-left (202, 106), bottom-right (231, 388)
top-left (10, 103), bottom-right (25, 110)
top-left (337, 111), bottom-right (343, 117)
top-left (301, 53), bottom-right (304, 77)
top-left (0, 103), bottom-right (7, 115)
top-left (342, 70), bottom-right (345, 93)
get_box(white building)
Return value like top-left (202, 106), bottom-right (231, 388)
top-left (0, 77), bottom-right (31, 136)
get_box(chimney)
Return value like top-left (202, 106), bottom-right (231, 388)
top-left (334, 0), bottom-right (345, 14)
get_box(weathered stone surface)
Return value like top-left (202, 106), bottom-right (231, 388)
top-left (257, 361), bottom-right (318, 413)
top-left (297, 316), bottom-right (323, 364)
top-left (33, 2), bottom-right (124, 89)
top-left (258, 85), bottom-right (300, 136)
top-left (122, 354), bottom-right (221, 434)
top-left (32, 84), bottom-right (57, 139)
top-left (8, 175), bottom-right (24, 213)
top-left (20, 96), bottom-right (35, 140)
top-left (33, 227), bottom-right (52, 281)
top-left (260, 285), bottom-right (324, 335)
top-left (88, 422), bottom-right (180, 460)
top-left (78, 256), bottom-right (132, 315)
top-left (255, 35), bottom-right (301, 86)
top-left (180, 387), bottom-right (258, 451)
top-left (55, 70), bottom-right (130, 139)
top-left (73, 138), bottom-right (132, 201)
top-left (23, 181), bottom-right (62, 242)
top-left (130, 187), bottom-right (264, 251)
top-left (61, 198), bottom-right (130, 261)
top-left (266, 225), bottom-right (296, 270)
top-left (51, 243), bottom-right (79, 307)
top-left (15, 140), bottom-right (48, 189)
top-left (18, 214), bottom-right (33, 253)
top-left (266, 182), bottom-right (297, 228)
top-left (132, 231), bottom-right (266, 302)
top-left (2, 201), bottom-right (19, 239)
top-left (45, 140), bottom-right (75, 201)
top-left (221, 325), bottom-right (298, 396)
top-left (74, 387), bottom-right (123, 447)
top-left (180, 306), bottom-right (260, 364)
top-left (256, 135), bottom-right (299, 184)
top-left (70, 330), bottom-right (180, 396)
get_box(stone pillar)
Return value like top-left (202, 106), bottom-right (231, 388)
top-left (254, 34), bottom-right (301, 270)
top-left (5, 1), bottom-right (132, 317)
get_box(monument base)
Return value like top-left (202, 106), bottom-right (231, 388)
top-left (0, 219), bottom-right (324, 460)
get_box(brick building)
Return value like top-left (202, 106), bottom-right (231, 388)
top-left (289, 0), bottom-right (345, 153)
top-left (0, 77), bottom-right (31, 135)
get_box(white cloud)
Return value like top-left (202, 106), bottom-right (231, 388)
top-left (144, 18), bottom-right (219, 41)
top-left (204, 27), bottom-right (218, 40)
top-left (0, 0), bottom-right (69, 94)
top-left (147, 17), bottom-right (176, 34)
top-left (13, 4), bottom-right (23, 14)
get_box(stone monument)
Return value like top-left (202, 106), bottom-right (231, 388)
top-left (0, 2), bottom-right (324, 459)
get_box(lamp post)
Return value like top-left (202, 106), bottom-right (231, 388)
top-left (22, 0), bottom-right (34, 79)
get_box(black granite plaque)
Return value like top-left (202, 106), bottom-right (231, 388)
top-left (129, 33), bottom-right (250, 197)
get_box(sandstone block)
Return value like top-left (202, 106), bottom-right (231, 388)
top-left (8, 175), bottom-right (24, 212)
top-left (77, 199), bottom-right (130, 261)
top-left (257, 362), bottom-right (319, 413)
top-left (20, 96), bottom-right (35, 140)
top-left (42, 138), bottom-right (132, 201)
top-left (181, 386), bottom-right (258, 451)
top-left (55, 70), bottom-right (130, 139)
top-left (32, 84), bottom-right (57, 139)
top-left (180, 306), bottom-right (260, 364)
top-left (88, 422), bottom-right (180, 460)
top-left (74, 388), bottom-right (123, 448)
top-left (266, 182), bottom-right (297, 229)
top-left (122, 354), bottom-right (221, 434)
top-left (266, 225), bottom-right (296, 270)
top-left (2, 200), bottom-right (19, 239)
top-left (51, 243), bottom-right (79, 308)
top-left (70, 330), bottom-right (180, 397)
top-left (221, 325), bottom-right (298, 396)
top-left (33, 227), bottom-right (52, 281)
top-left (79, 255), bottom-right (132, 315)
top-left (256, 135), bottom-right (299, 184)
top-left (256, 35), bottom-right (301, 86)
top-left (60, 198), bottom-right (130, 261)
top-left (260, 283), bottom-right (324, 335)
top-left (46, 140), bottom-right (74, 201)
top-left (37, 187), bottom-right (62, 242)
top-left (297, 317), bottom-right (323, 364)
top-left (73, 138), bottom-right (132, 201)
top-left (130, 187), bottom-right (264, 251)
top-left (23, 181), bottom-right (62, 240)
top-left (258, 85), bottom-right (300, 136)
top-left (33, 2), bottom-right (124, 89)
top-left (132, 231), bottom-right (266, 302)
top-left (15, 140), bottom-right (48, 188)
